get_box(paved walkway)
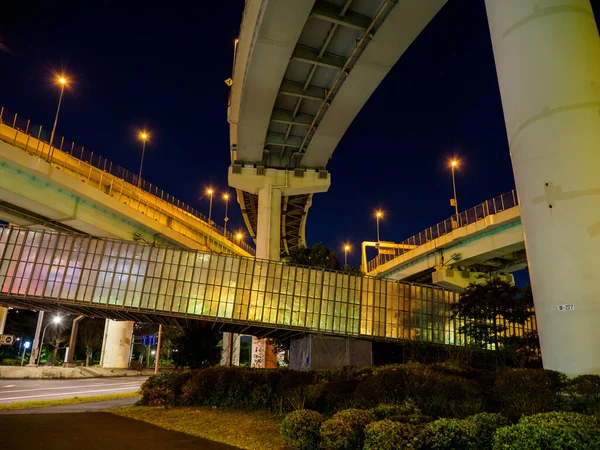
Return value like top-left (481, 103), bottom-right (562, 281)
top-left (0, 412), bottom-right (240, 449)
top-left (0, 396), bottom-right (139, 414)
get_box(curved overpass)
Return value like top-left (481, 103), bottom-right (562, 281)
top-left (228, 0), bottom-right (447, 258)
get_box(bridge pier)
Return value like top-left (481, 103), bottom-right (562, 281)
top-left (100, 319), bottom-right (134, 369)
top-left (486, 0), bottom-right (600, 374)
top-left (0, 306), bottom-right (7, 334)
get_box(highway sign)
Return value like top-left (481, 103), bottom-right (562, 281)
top-left (142, 334), bottom-right (158, 346)
top-left (0, 334), bottom-right (15, 345)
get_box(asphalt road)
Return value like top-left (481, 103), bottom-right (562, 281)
top-left (0, 376), bottom-right (146, 404)
top-left (0, 412), bottom-right (239, 449)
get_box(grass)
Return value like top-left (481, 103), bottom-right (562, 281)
top-left (0, 392), bottom-right (139, 411)
top-left (108, 406), bottom-right (287, 450)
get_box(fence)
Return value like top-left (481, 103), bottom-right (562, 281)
top-left (366, 190), bottom-right (519, 272)
top-left (0, 106), bottom-right (254, 255)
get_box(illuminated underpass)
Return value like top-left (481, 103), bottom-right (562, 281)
top-left (0, 225), bottom-right (535, 343)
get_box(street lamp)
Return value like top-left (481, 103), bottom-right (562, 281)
top-left (236, 231), bottom-right (243, 243)
top-left (375, 211), bottom-right (383, 243)
top-left (450, 159), bottom-right (459, 225)
top-left (343, 244), bottom-right (351, 267)
top-left (49, 75), bottom-right (68, 164)
top-left (36, 315), bottom-right (62, 366)
top-left (207, 188), bottom-right (214, 225)
top-left (137, 131), bottom-right (149, 188)
top-left (223, 193), bottom-right (230, 234)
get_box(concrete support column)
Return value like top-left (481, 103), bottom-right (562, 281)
top-left (64, 315), bottom-right (85, 367)
top-left (100, 320), bottom-right (134, 369)
top-left (221, 332), bottom-right (241, 366)
top-left (485, 0), bottom-right (600, 374)
top-left (0, 306), bottom-right (7, 335)
top-left (27, 311), bottom-right (44, 366)
top-left (256, 184), bottom-right (282, 261)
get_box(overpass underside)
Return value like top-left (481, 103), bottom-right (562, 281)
top-left (0, 225), bottom-right (535, 345)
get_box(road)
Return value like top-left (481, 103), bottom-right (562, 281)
top-left (0, 376), bottom-right (146, 404)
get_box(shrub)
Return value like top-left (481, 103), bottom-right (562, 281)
top-left (320, 408), bottom-right (375, 450)
top-left (280, 409), bottom-right (324, 450)
top-left (364, 420), bottom-right (419, 450)
top-left (369, 401), bottom-right (430, 424)
top-left (418, 418), bottom-right (479, 450)
top-left (465, 413), bottom-right (510, 448)
top-left (138, 372), bottom-right (179, 406)
top-left (493, 369), bottom-right (567, 420)
top-left (492, 412), bottom-right (600, 450)
top-left (352, 367), bottom-right (409, 408)
top-left (566, 375), bottom-right (600, 414)
top-left (277, 370), bottom-right (315, 411)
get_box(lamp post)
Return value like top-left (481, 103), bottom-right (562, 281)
top-left (375, 211), bottom-right (383, 244)
top-left (137, 131), bottom-right (149, 188)
top-left (236, 232), bottom-right (243, 244)
top-left (36, 315), bottom-right (62, 366)
top-left (223, 193), bottom-right (230, 234)
top-left (343, 244), bottom-right (350, 267)
top-left (207, 188), bottom-right (214, 225)
top-left (49, 75), bottom-right (68, 164)
top-left (450, 159), bottom-right (459, 225)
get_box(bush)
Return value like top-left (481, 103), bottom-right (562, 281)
top-left (137, 372), bottom-right (179, 406)
top-left (493, 369), bottom-right (567, 420)
top-left (465, 413), bottom-right (510, 448)
top-left (419, 418), bottom-right (479, 450)
top-left (280, 409), bottom-right (324, 450)
top-left (320, 408), bottom-right (375, 450)
top-left (364, 420), bottom-right (419, 450)
top-left (492, 413), bottom-right (600, 450)
top-left (369, 401), bottom-right (430, 424)
top-left (566, 375), bottom-right (600, 414)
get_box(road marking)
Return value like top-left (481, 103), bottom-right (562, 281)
top-left (0, 386), bottom-right (141, 402)
top-left (1, 385), bottom-right (16, 388)
top-left (0, 382), bottom-right (142, 395)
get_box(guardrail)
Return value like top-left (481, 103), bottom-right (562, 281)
top-left (366, 190), bottom-right (519, 272)
top-left (0, 106), bottom-right (255, 256)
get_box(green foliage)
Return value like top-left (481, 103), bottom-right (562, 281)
top-left (285, 243), bottom-right (340, 270)
top-left (368, 401), bottom-right (429, 424)
top-left (138, 372), bottom-right (179, 406)
top-left (566, 375), bottom-right (600, 414)
top-left (492, 412), bottom-right (600, 450)
top-left (364, 420), bottom-right (419, 450)
top-left (419, 418), bottom-right (479, 450)
top-left (493, 369), bottom-right (567, 420)
top-left (320, 409), bottom-right (375, 450)
top-left (465, 413), bottom-right (510, 448)
top-left (171, 326), bottom-right (221, 369)
top-left (280, 409), bottom-right (324, 450)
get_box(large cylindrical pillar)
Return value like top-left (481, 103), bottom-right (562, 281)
top-left (0, 306), bottom-right (7, 335)
top-left (485, 1), bottom-right (600, 375)
top-left (100, 320), bottom-right (134, 369)
top-left (256, 184), bottom-right (282, 261)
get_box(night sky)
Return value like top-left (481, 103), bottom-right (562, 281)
top-left (1, 1), bottom-right (599, 275)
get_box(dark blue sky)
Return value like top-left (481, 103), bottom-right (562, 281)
top-left (1, 1), bottom-right (599, 271)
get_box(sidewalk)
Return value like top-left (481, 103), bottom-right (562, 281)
top-left (0, 365), bottom-right (154, 379)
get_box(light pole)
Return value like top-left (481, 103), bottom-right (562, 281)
top-left (450, 159), bottom-right (459, 225)
top-left (36, 315), bottom-right (62, 366)
top-left (49, 75), bottom-right (68, 164)
top-left (138, 131), bottom-right (149, 188)
top-left (21, 341), bottom-right (31, 366)
top-left (375, 211), bottom-right (383, 262)
top-left (344, 244), bottom-right (350, 267)
top-left (223, 193), bottom-right (229, 234)
top-left (236, 232), bottom-right (243, 244)
top-left (207, 188), bottom-right (214, 225)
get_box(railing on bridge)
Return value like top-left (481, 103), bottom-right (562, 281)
top-left (0, 107), bottom-right (255, 256)
top-left (366, 190), bottom-right (519, 272)
top-left (0, 226), bottom-right (536, 344)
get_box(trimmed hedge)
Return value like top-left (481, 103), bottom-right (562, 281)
top-left (492, 412), bottom-right (600, 450)
top-left (320, 409), bottom-right (375, 450)
top-left (138, 372), bottom-right (179, 406)
top-left (419, 418), bottom-right (479, 450)
top-left (565, 375), bottom-right (600, 414)
top-left (364, 420), bottom-right (419, 450)
top-left (280, 409), bottom-right (324, 450)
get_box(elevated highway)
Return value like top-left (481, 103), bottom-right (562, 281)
top-left (228, 0), bottom-right (447, 259)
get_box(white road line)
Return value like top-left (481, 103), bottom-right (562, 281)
top-left (1, 385), bottom-right (16, 388)
top-left (0, 386), bottom-right (141, 402)
top-left (0, 382), bottom-right (141, 395)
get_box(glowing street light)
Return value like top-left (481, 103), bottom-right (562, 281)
top-left (450, 159), bottom-right (459, 224)
top-left (36, 315), bottom-right (62, 366)
top-left (343, 244), bottom-right (351, 267)
top-left (137, 131), bottom-right (150, 188)
top-left (207, 188), bottom-right (214, 225)
top-left (49, 74), bottom-right (69, 164)
top-left (375, 210), bottom-right (383, 243)
top-left (223, 193), bottom-right (230, 234)
top-left (236, 232), bottom-right (243, 243)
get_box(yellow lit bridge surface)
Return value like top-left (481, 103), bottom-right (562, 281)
top-left (0, 225), bottom-right (536, 343)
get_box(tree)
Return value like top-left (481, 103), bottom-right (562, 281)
top-left (160, 325), bottom-right (184, 363)
top-left (46, 325), bottom-right (69, 366)
top-left (450, 274), bottom-right (537, 355)
top-left (285, 243), bottom-right (341, 270)
top-left (80, 319), bottom-right (105, 366)
top-left (171, 326), bottom-right (221, 369)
